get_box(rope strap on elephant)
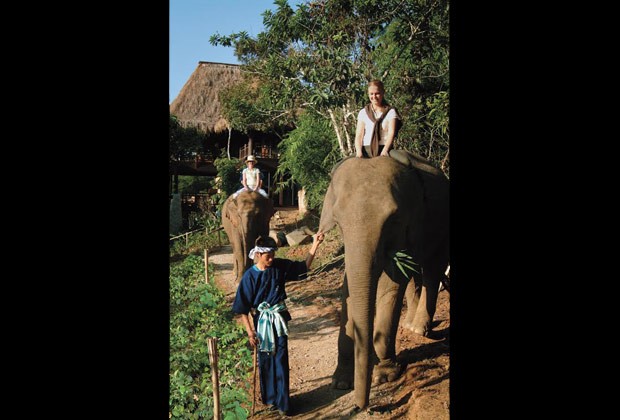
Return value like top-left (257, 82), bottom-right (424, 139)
top-left (256, 302), bottom-right (289, 354)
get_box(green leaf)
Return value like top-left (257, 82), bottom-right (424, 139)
top-left (391, 249), bottom-right (419, 277)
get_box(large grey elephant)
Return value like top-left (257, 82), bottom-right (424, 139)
top-left (318, 152), bottom-right (449, 410)
top-left (222, 191), bottom-right (274, 283)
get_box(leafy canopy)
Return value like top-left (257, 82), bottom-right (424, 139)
top-left (274, 110), bottom-right (340, 209)
top-left (169, 114), bottom-right (205, 161)
top-left (210, 0), bottom-right (450, 209)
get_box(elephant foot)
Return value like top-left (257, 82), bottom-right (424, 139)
top-left (403, 318), bottom-right (415, 331)
top-left (407, 313), bottom-right (433, 337)
top-left (349, 406), bottom-right (363, 416)
top-left (372, 359), bottom-right (403, 384)
top-left (411, 320), bottom-right (432, 337)
top-left (331, 365), bottom-right (354, 390)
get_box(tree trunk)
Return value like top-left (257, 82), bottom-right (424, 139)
top-left (328, 108), bottom-right (347, 157)
top-left (342, 104), bottom-right (353, 153)
top-left (297, 187), bottom-right (307, 217)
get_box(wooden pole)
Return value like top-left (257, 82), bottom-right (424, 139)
top-left (204, 249), bottom-right (209, 283)
top-left (207, 337), bottom-right (221, 420)
top-left (185, 233), bottom-right (189, 247)
top-left (252, 344), bottom-right (257, 416)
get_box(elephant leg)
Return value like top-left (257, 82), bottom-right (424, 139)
top-left (409, 238), bottom-right (449, 336)
top-left (410, 258), bottom-right (446, 336)
top-left (403, 277), bottom-right (421, 331)
top-left (332, 273), bottom-right (355, 390)
top-left (227, 231), bottom-right (244, 283)
top-left (233, 256), bottom-right (240, 283)
top-left (372, 272), bottom-right (405, 384)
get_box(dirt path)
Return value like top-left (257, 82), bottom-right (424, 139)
top-left (209, 214), bottom-right (449, 419)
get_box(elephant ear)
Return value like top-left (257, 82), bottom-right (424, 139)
top-left (224, 197), bottom-right (240, 228)
top-left (318, 184), bottom-right (337, 233)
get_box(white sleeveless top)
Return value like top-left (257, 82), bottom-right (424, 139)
top-left (243, 167), bottom-right (261, 189)
top-left (357, 108), bottom-right (398, 146)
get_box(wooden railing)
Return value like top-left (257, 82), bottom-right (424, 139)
top-left (187, 155), bottom-right (214, 169)
top-left (170, 226), bottom-right (224, 247)
top-left (239, 144), bottom-right (278, 161)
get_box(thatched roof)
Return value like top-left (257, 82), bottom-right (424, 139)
top-left (170, 61), bottom-right (242, 134)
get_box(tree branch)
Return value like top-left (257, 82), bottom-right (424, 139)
top-left (328, 108), bottom-right (347, 157)
top-left (440, 149), bottom-right (449, 177)
top-left (341, 104), bottom-right (353, 154)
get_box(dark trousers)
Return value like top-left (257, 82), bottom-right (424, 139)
top-left (362, 145), bottom-right (388, 157)
top-left (258, 334), bottom-right (290, 413)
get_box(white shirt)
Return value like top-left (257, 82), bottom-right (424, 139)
top-left (357, 108), bottom-right (399, 146)
top-left (243, 167), bottom-right (261, 189)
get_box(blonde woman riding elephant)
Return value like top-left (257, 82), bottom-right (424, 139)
top-left (318, 151), bottom-right (449, 410)
top-left (222, 191), bottom-right (274, 283)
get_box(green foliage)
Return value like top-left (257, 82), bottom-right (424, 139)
top-left (170, 114), bottom-right (206, 161)
top-left (169, 225), bottom-right (228, 258)
top-left (373, 1), bottom-right (450, 175)
top-left (211, 0), bottom-right (450, 178)
top-left (177, 176), bottom-right (212, 195)
top-left (275, 111), bottom-right (340, 210)
top-left (214, 152), bottom-right (242, 200)
top-left (391, 250), bottom-right (419, 279)
top-left (220, 78), bottom-right (295, 134)
top-left (209, 151), bottom-right (244, 215)
top-left (170, 254), bottom-right (252, 419)
top-left (186, 207), bottom-right (220, 233)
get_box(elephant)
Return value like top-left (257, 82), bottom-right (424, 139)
top-left (222, 191), bottom-right (275, 283)
top-left (318, 151), bottom-right (449, 410)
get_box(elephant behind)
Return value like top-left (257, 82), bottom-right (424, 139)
top-left (222, 191), bottom-right (274, 283)
top-left (318, 154), bottom-right (449, 410)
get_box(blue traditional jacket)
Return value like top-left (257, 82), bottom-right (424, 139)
top-left (232, 258), bottom-right (308, 322)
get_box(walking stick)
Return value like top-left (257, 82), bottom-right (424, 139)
top-left (252, 344), bottom-right (257, 416)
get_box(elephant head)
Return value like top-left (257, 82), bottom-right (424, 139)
top-left (222, 191), bottom-right (274, 283)
top-left (319, 155), bottom-right (449, 410)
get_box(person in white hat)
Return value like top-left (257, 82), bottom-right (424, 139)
top-left (232, 155), bottom-right (269, 199)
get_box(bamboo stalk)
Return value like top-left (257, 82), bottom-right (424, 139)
top-left (207, 337), bottom-right (221, 420)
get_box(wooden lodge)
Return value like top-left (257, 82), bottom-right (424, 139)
top-left (169, 61), bottom-right (299, 208)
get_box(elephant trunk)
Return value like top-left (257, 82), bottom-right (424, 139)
top-left (345, 250), bottom-right (379, 410)
top-left (243, 223), bottom-right (268, 272)
top-left (242, 225), bottom-right (256, 271)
